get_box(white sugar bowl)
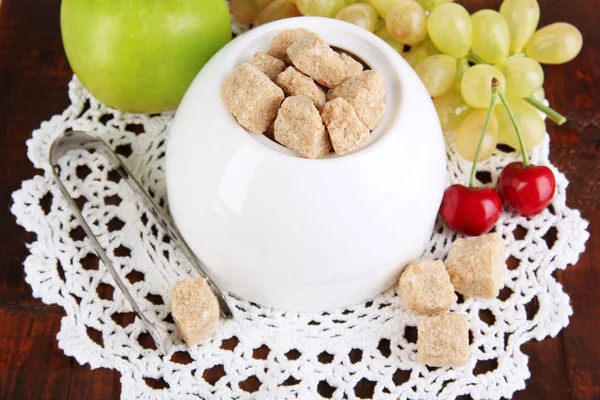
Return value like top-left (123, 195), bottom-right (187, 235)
top-left (166, 17), bottom-right (446, 312)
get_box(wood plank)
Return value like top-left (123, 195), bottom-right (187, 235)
top-left (0, 0), bottom-right (71, 306)
top-left (0, 0), bottom-right (598, 399)
top-left (560, 232), bottom-right (600, 400)
top-left (0, 305), bottom-right (121, 400)
top-left (538, 0), bottom-right (600, 398)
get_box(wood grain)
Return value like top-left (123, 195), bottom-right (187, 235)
top-left (0, 0), bottom-right (598, 399)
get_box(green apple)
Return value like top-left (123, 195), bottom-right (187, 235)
top-left (61, 0), bottom-right (231, 113)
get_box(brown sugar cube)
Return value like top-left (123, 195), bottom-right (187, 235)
top-left (287, 35), bottom-right (348, 88)
top-left (268, 28), bottom-right (319, 63)
top-left (274, 95), bottom-right (331, 159)
top-left (221, 63), bottom-right (284, 133)
top-left (398, 259), bottom-right (458, 316)
top-left (340, 53), bottom-right (364, 78)
top-left (249, 52), bottom-right (286, 81)
top-left (170, 277), bottom-right (220, 346)
top-left (418, 313), bottom-right (470, 367)
top-left (321, 98), bottom-right (370, 155)
top-left (326, 70), bottom-right (386, 130)
top-left (276, 66), bottom-right (326, 111)
top-left (447, 233), bottom-right (507, 298)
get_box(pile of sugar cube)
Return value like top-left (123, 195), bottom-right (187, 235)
top-left (220, 28), bottom-right (386, 158)
top-left (168, 233), bottom-right (507, 364)
top-left (399, 233), bottom-right (507, 367)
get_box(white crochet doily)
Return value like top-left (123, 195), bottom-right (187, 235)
top-left (11, 76), bottom-right (589, 400)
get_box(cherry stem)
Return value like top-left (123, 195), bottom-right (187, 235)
top-left (469, 79), bottom-right (499, 188)
top-left (525, 96), bottom-right (567, 125)
top-left (498, 90), bottom-right (531, 167)
top-left (466, 51), bottom-right (567, 125)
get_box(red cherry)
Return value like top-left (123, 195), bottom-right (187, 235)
top-left (440, 184), bottom-right (502, 236)
top-left (498, 161), bottom-right (556, 217)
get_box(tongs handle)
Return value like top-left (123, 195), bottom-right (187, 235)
top-left (112, 158), bottom-right (234, 319)
top-left (49, 131), bottom-right (234, 352)
top-left (51, 172), bottom-right (168, 354)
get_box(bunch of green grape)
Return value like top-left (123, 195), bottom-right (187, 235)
top-left (229, 0), bottom-right (583, 161)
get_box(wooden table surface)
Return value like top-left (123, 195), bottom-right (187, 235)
top-left (0, 0), bottom-right (598, 399)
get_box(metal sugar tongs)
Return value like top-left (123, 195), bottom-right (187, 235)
top-left (49, 131), bottom-right (234, 354)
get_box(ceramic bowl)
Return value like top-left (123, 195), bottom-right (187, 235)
top-left (166, 17), bottom-right (446, 312)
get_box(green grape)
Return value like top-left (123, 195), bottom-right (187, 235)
top-left (415, 0), bottom-right (454, 12)
top-left (254, 0), bottom-right (301, 25)
top-left (434, 89), bottom-right (471, 132)
top-left (368, 0), bottom-right (410, 18)
top-left (421, 39), bottom-right (441, 55)
top-left (345, 0), bottom-right (363, 4)
top-left (501, 57), bottom-right (544, 99)
top-left (500, 0), bottom-right (540, 53)
top-left (454, 57), bottom-right (469, 87)
top-left (496, 99), bottom-right (546, 151)
top-left (230, 0), bottom-right (262, 24)
top-left (532, 87), bottom-right (545, 103)
top-left (336, 3), bottom-right (379, 32)
top-left (375, 26), bottom-right (404, 53)
top-left (402, 40), bottom-right (438, 67)
top-left (386, 1), bottom-right (428, 45)
top-left (461, 65), bottom-right (506, 109)
top-left (471, 10), bottom-right (510, 64)
top-left (415, 54), bottom-right (457, 97)
top-left (455, 109), bottom-right (499, 161)
top-left (525, 23), bottom-right (583, 65)
top-left (427, 3), bottom-right (472, 57)
top-left (296, 0), bottom-right (345, 17)
top-left (403, 45), bottom-right (428, 67)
